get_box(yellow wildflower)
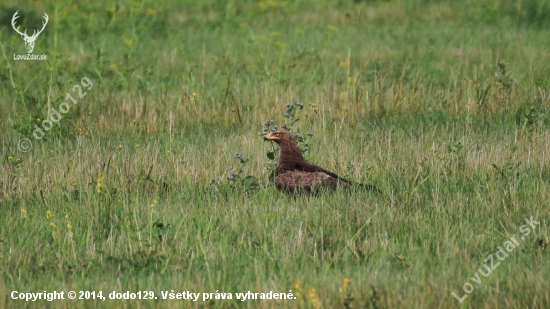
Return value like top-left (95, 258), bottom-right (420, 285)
top-left (343, 277), bottom-right (351, 288)
top-left (311, 103), bottom-right (319, 113)
top-left (294, 281), bottom-right (304, 305)
top-left (327, 24), bottom-right (339, 32)
top-left (252, 35), bottom-right (270, 43)
top-left (123, 38), bottom-right (133, 47)
top-left (275, 41), bottom-right (287, 49)
top-left (150, 199), bottom-right (158, 214)
top-left (145, 8), bottom-right (157, 17)
top-left (96, 172), bottom-right (105, 193)
top-left (258, 0), bottom-right (278, 10)
top-left (339, 277), bottom-right (351, 294)
top-left (308, 287), bottom-right (321, 309)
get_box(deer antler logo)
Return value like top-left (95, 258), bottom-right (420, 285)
top-left (11, 11), bottom-right (49, 54)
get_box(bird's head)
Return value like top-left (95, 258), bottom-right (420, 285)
top-left (264, 128), bottom-right (305, 163)
top-left (263, 128), bottom-right (293, 144)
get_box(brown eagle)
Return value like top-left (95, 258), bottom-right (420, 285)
top-left (264, 128), bottom-right (378, 195)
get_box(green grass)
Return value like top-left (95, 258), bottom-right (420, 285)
top-left (1, 0), bottom-right (550, 308)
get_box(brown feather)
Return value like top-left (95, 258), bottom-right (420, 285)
top-left (275, 171), bottom-right (341, 194)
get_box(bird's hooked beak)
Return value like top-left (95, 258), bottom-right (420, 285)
top-left (264, 132), bottom-right (275, 141)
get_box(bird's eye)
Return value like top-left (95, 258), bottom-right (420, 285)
top-left (275, 132), bottom-right (280, 137)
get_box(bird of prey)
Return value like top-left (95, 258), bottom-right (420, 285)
top-left (263, 128), bottom-right (378, 195)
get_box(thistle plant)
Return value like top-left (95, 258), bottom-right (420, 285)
top-left (227, 152), bottom-right (258, 191)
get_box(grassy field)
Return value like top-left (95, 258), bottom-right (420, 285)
top-left (1, 0), bottom-right (550, 308)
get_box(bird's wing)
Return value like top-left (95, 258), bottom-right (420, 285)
top-left (294, 161), bottom-right (352, 184)
top-left (275, 171), bottom-right (338, 194)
